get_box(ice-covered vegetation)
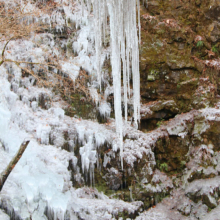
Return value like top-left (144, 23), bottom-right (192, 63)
top-left (0, 0), bottom-right (142, 219)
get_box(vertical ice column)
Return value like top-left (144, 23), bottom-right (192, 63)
top-left (83, 0), bottom-right (141, 165)
top-left (107, 0), bottom-right (123, 166)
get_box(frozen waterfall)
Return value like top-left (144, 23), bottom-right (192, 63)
top-left (83, 0), bottom-right (141, 165)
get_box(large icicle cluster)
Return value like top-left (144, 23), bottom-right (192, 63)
top-left (82, 0), bottom-right (141, 163)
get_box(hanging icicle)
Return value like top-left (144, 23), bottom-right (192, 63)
top-left (83, 0), bottom-right (141, 168)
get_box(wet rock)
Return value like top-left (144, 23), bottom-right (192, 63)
top-left (135, 170), bottom-right (173, 208)
top-left (38, 93), bottom-right (51, 109)
top-left (0, 210), bottom-right (9, 220)
top-left (177, 197), bottom-right (192, 216)
top-left (205, 6), bottom-right (220, 22)
top-left (103, 167), bottom-right (122, 190)
top-left (155, 134), bottom-right (190, 171)
top-left (140, 100), bottom-right (179, 126)
top-left (191, 201), bottom-right (209, 219)
top-left (201, 205), bottom-right (220, 220)
top-left (187, 166), bottom-right (217, 182)
top-left (185, 176), bottom-right (220, 209)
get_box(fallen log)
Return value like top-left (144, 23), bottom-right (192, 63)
top-left (0, 140), bottom-right (30, 191)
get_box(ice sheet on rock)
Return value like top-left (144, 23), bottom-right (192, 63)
top-left (201, 205), bottom-right (220, 220)
top-left (50, 128), bottom-right (65, 147)
top-left (0, 148), bottom-right (11, 174)
top-left (136, 209), bottom-right (167, 220)
top-left (17, 86), bottom-right (52, 105)
top-left (75, 124), bottom-right (86, 144)
top-left (71, 187), bottom-right (143, 220)
top-left (51, 10), bottom-right (66, 33)
top-left (122, 126), bottom-right (159, 166)
top-left (72, 26), bottom-right (90, 54)
top-left (0, 210), bottom-right (10, 220)
top-left (94, 132), bottom-right (106, 148)
top-left (0, 66), bottom-right (74, 219)
top-left (0, 106), bottom-right (11, 140)
top-left (141, 170), bottom-right (173, 194)
top-left (70, 4), bottom-right (108, 76)
top-left (0, 69), bottom-right (18, 111)
top-left (47, 191), bottom-right (70, 220)
top-left (48, 107), bottom-right (64, 120)
top-left (61, 60), bottom-right (80, 81)
top-left (34, 33), bottom-right (55, 48)
top-left (200, 107), bottom-right (220, 121)
top-left (136, 203), bottom-right (190, 220)
top-left (140, 103), bottom-right (154, 118)
top-left (184, 176), bottom-right (219, 209)
top-left (104, 85), bottom-right (114, 100)
top-left (166, 115), bottom-right (190, 135)
top-left (5, 40), bottom-right (48, 75)
top-left (1, 140), bottom-right (74, 220)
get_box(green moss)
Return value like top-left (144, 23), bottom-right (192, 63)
top-left (159, 162), bottom-right (168, 172)
top-left (66, 41), bottom-right (72, 49)
top-left (196, 41), bottom-right (204, 48)
top-left (94, 169), bottom-right (114, 196)
top-left (156, 29), bottom-right (165, 35)
top-left (64, 94), bottom-right (96, 119)
top-left (156, 119), bottom-right (165, 127)
top-left (212, 45), bottom-right (218, 54)
top-left (180, 160), bottom-right (186, 168)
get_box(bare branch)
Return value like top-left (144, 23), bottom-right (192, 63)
top-left (4, 58), bottom-right (59, 68)
top-left (0, 37), bottom-right (14, 66)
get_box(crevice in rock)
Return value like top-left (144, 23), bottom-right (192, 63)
top-left (140, 110), bottom-right (177, 132)
top-left (168, 66), bottom-right (198, 71)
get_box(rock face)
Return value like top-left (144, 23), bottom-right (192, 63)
top-left (1, 0), bottom-right (220, 219)
top-left (140, 0), bottom-right (220, 116)
top-left (128, 0), bottom-right (220, 218)
top-left (70, 1), bottom-right (220, 219)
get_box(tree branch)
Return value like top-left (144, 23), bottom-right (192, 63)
top-left (0, 37), bottom-right (13, 66)
top-left (0, 140), bottom-right (30, 191)
top-left (4, 59), bottom-right (58, 68)
top-left (2, 37), bottom-right (13, 58)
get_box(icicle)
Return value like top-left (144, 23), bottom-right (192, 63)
top-left (137, 0), bottom-right (141, 45)
top-left (81, 0), bottom-right (84, 17)
top-left (82, 0), bottom-right (141, 169)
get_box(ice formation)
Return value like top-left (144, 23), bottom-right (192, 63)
top-left (0, 0), bottom-right (142, 218)
top-left (82, 0), bottom-right (141, 163)
top-left (0, 62), bottom-right (144, 218)
top-left (6, 0), bottom-right (141, 160)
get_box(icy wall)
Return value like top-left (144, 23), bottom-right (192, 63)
top-left (0, 0), bottom-right (142, 219)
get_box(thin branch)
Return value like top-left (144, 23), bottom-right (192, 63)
top-left (0, 140), bottom-right (30, 192)
top-left (2, 39), bottom-right (12, 58)
top-left (4, 58), bottom-right (59, 68)
top-left (0, 37), bottom-right (13, 66)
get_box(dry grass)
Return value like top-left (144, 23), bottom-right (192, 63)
top-left (0, 0), bottom-right (92, 103)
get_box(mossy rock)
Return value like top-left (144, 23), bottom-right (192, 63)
top-left (155, 135), bottom-right (190, 171)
